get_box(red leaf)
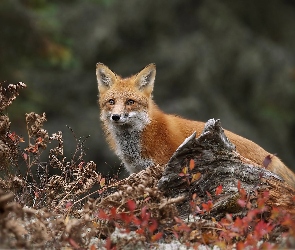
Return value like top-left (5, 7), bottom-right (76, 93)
top-left (105, 237), bottom-right (112, 250)
top-left (149, 219), bottom-right (158, 233)
top-left (270, 206), bottom-right (280, 220)
top-left (174, 217), bottom-right (183, 224)
top-left (110, 207), bottom-right (117, 218)
top-left (173, 216), bottom-right (191, 232)
top-left (281, 213), bottom-right (295, 227)
top-left (141, 206), bottom-right (148, 219)
top-left (262, 190), bottom-right (269, 199)
top-left (141, 215), bottom-right (149, 227)
top-left (206, 191), bottom-right (212, 200)
top-left (68, 238), bottom-right (80, 249)
top-left (173, 231), bottom-right (179, 239)
top-left (244, 233), bottom-right (257, 246)
top-left (236, 241), bottom-right (245, 250)
top-left (239, 188), bottom-right (247, 200)
top-left (254, 220), bottom-right (271, 238)
top-left (246, 209), bottom-right (259, 222)
top-left (120, 212), bottom-right (132, 224)
top-left (90, 244), bottom-right (97, 250)
top-left (202, 200), bottom-right (213, 212)
top-left (215, 185), bottom-right (223, 195)
top-left (194, 205), bottom-right (202, 214)
top-left (126, 199), bottom-right (136, 212)
top-left (233, 217), bottom-right (243, 231)
top-left (136, 228), bottom-right (144, 235)
top-left (237, 180), bottom-right (241, 191)
top-left (178, 223), bottom-right (191, 232)
top-left (97, 209), bottom-right (109, 220)
top-left (132, 216), bottom-right (141, 226)
top-left (189, 159), bottom-right (195, 170)
top-left (237, 199), bottom-right (246, 208)
top-left (151, 232), bottom-right (163, 242)
top-left (257, 199), bottom-right (266, 211)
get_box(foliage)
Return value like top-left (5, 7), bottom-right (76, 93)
top-left (1, 82), bottom-right (295, 249)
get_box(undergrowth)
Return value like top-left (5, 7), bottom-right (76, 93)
top-left (0, 81), bottom-right (295, 249)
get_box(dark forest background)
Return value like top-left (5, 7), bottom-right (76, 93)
top-left (1, 0), bottom-right (295, 175)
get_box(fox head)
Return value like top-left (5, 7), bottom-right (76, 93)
top-left (96, 63), bottom-right (156, 130)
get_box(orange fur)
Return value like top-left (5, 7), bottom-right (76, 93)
top-left (96, 63), bottom-right (295, 187)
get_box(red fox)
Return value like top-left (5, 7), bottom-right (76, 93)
top-left (96, 63), bottom-right (295, 187)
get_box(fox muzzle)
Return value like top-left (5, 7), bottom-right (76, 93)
top-left (111, 114), bottom-right (121, 121)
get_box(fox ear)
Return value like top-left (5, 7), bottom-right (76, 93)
top-left (135, 63), bottom-right (156, 95)
top-left (96, 63), bottom-right (116, 93)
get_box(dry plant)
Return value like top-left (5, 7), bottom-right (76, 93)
top-left (0, 81), bottom-right (103, 248)
top-left (0, 81), bottom-right (295, 249)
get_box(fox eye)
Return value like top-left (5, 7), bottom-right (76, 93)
top-left (108, 99), bottom-right (115, 105)
top-left (126, 99), bottom-right (135, 105)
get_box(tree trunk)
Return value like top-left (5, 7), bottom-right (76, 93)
top-left (158, 119), bottom-right (295, 219)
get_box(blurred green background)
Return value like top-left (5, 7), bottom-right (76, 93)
top-left (2, 0), bottom-right (295, 175)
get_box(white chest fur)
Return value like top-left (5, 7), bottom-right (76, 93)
top-left (109, 124), bottom-right (154, 173)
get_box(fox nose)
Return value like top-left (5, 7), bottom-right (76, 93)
top-left (111, 114), bottom-right (121, 121)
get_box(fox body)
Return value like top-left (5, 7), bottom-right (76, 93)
top-left (96, 63), bottom-right (295, 187)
